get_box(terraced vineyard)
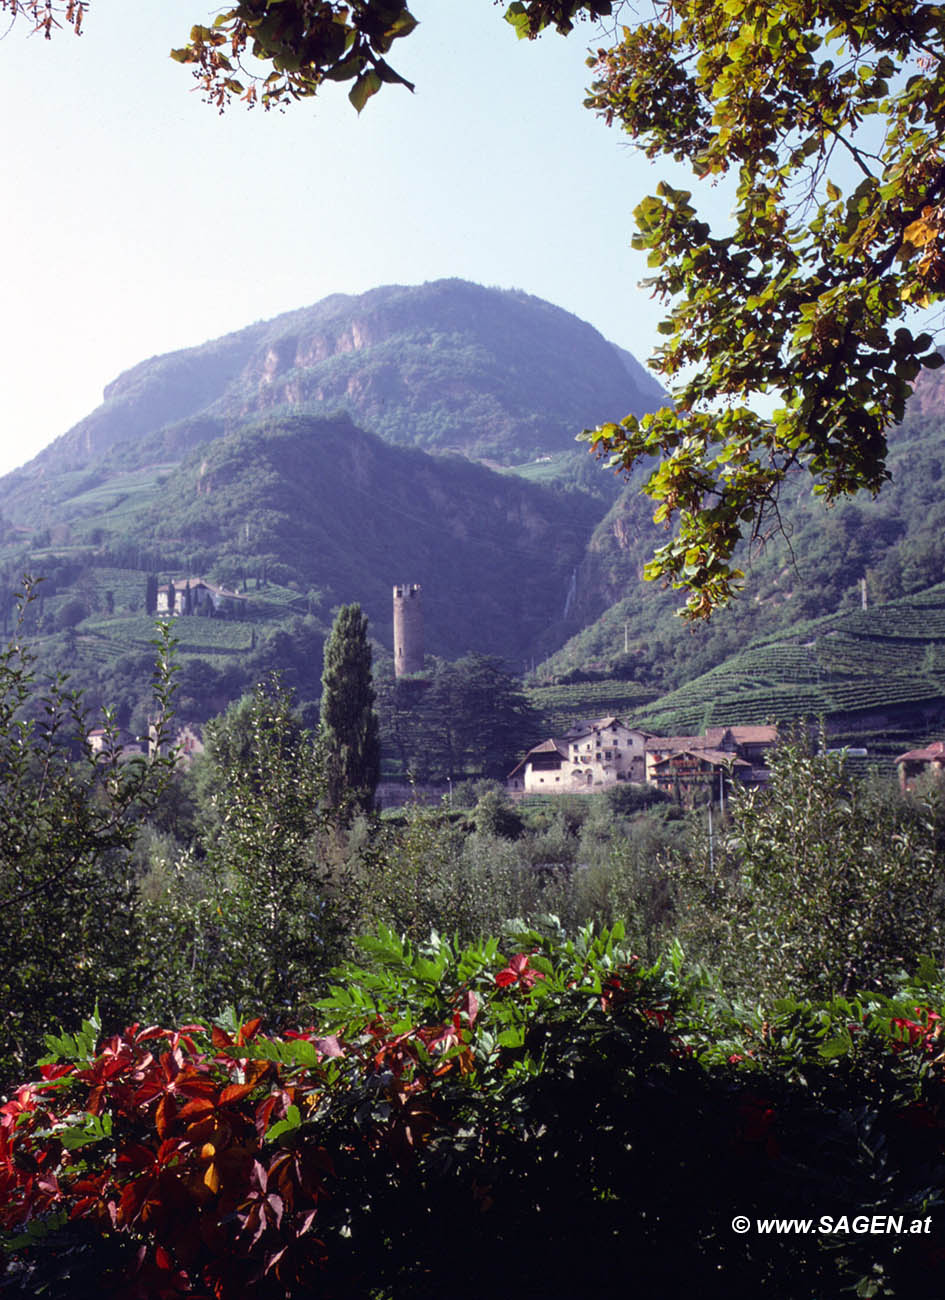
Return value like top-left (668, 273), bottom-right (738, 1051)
top-left (625, 584), bottom-right (945, 745)
top-left (526, 679), bottom-right (661, 734)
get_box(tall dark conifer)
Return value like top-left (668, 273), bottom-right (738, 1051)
top-left (319, 604), bottom-right (380, 816)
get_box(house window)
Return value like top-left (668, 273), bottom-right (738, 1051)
top-left (604, 751), bottom-right (612, 760)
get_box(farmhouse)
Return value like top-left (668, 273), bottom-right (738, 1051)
top-left (86, 727), bottom-right (146, 763)
top-left (156, 578), bottom-right (245, 617)
top-left (895, 740), bottom-right (945, 791)
top-left (646, 725), bottom-right (776, 796)
top-left (645, 745), bottom-right (750, 804)
top-left (507, 719), bottom-right (776, 801)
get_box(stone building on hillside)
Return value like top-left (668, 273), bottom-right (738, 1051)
top-left (646, 725), bottom-right (776, 798)
top-left (645, 745), bottom-right (750, 804)
top-left (507, 718), bottom-right (654, 795)
top-left (393, 583), bottom-right (424, 676)
top-left (148, 719), bottom-right (205, 769)
top-left (156, 578), bottom-right (245, 617)
top-left (563, 717), bottom-right (650, 786)
top-left (506, 739), bottom-right (570, 794)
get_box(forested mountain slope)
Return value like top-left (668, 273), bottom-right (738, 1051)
top-left (539, 367), bottom-right (945, 694)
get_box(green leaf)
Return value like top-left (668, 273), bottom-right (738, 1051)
top-left (349, 69), bottom-right (383, 112)
top-left (265, 1103), bottom-right (302, 1141)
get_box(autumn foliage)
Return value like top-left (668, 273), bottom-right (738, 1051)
top-left (3, 925), bottom-right (945, 1298)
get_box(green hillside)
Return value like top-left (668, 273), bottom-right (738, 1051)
top-left (4, 281), bottom-right (945, 762)
top-left (515, 587), bottom-right (945, 782)
top-left (538, 388), bottom-right (945, 694)
top-left (0, 406), bottom-right (606, 726)
top-left (543, 588), bottom-right (945, 767)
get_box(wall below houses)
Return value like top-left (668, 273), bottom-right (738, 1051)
top-left (375, 781), bottom-right (449, 810)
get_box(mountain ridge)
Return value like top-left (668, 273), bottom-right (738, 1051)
top-left (22, 279), bottom-right (664, 477)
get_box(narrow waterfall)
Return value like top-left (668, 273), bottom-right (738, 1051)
top-left (563, 567), bottom-right (578, 619)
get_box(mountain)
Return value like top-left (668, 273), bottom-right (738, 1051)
top-left (0, 280), bottom-right (665, 727)
top-left (6, 272), bottom-right (945, 758)
top-left (23, 279), bottom-right (664, 475)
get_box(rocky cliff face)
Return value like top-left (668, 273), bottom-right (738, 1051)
top-left (905, 352), bottom-right (945, 420)
top-left (20, 280), bottom-right (664, 477)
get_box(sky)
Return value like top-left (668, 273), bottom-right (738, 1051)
top-left (0, 0), bottom-right (728, 478)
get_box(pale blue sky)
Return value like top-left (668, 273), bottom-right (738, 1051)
top-left (0, 0), bottom-right (725, 477)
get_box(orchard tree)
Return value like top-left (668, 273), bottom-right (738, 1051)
top-left (319, 604), bottom-right (380, 816)
top-left (0, 582), bottom-right (177, 1084)
top-left (193, 679), bottom-right (335, 1019)
top-left (12, 0), bottom-right (945, 613)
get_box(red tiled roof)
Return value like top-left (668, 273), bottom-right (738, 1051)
top-left (705, 725), bottom-right (778, 746)
top-left (896, 741), bottom-right (945, 763)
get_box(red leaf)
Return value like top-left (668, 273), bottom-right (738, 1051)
top-left (219, 1081), bottom-right (258, 1106)
top-left (237, 1018), bottom-right (263, 1046)
top-left (461, 990), bottom-right (479, 1026)
top-left (177, 1096), bottom-right (216, 1120)
top-left (135, 1025), bottom-right (170, 1043)
top-left (155, 1093), bottom-right (177, 1139)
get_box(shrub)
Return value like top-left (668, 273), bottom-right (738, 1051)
top-left (3, 928), bottom-right (945, 1298)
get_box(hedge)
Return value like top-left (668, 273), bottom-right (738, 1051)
top-left (2, 923), bottom-right (944, 1298)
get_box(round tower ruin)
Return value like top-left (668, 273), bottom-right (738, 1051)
top-left (393, 583), bottom-right (424, 677)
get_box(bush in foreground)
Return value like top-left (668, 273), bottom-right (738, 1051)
top-left (2, 925), bottom-right (945, 1298)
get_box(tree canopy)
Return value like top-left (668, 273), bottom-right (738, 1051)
top-left (319, 603), bottom-right (380, 815)
top-left (580, 0), bottom-right (945, 616)
top-left (12, 0), bottom-right (945, 615)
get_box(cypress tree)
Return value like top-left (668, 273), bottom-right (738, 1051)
top-left (319, 604), bottom-right (380, 816)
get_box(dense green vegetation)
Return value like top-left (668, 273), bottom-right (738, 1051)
top-left (376, 654), bottom-right (540, 782)
top-left (3, 592), bottom-right (945, 1294)
top-left (530, 399), bottom-right (945, 755)
top-left (7, 928), bottom-right (945, 1298)
top-left (319, 605), bottom-right (381, 816)
top-left (0, 408), bottom-right (602, 719)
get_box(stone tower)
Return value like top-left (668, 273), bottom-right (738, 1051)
top-left (393, 583), bottom-right (424, 677)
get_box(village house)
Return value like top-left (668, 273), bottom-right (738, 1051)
top-left (149, 719), bottom-right (206, 769)
top-left (563, 716), bottom-right (650, 786)
top-left (156, 578), bottom-right (245, 618)
top-left (88, 720), bottom-right (206, 768)
top-left (506, 719), bottom-right (654, 795)
top-left (507, 719), bottom-right (777, 801)
top-left (895, 740), bottom-right (945, 791)
top-left (646, 725), bottom-right (776, 800)
top-left (644, 743), bottom-right (750, 804)
top-left (87, 726), bottom-right (146, 763)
